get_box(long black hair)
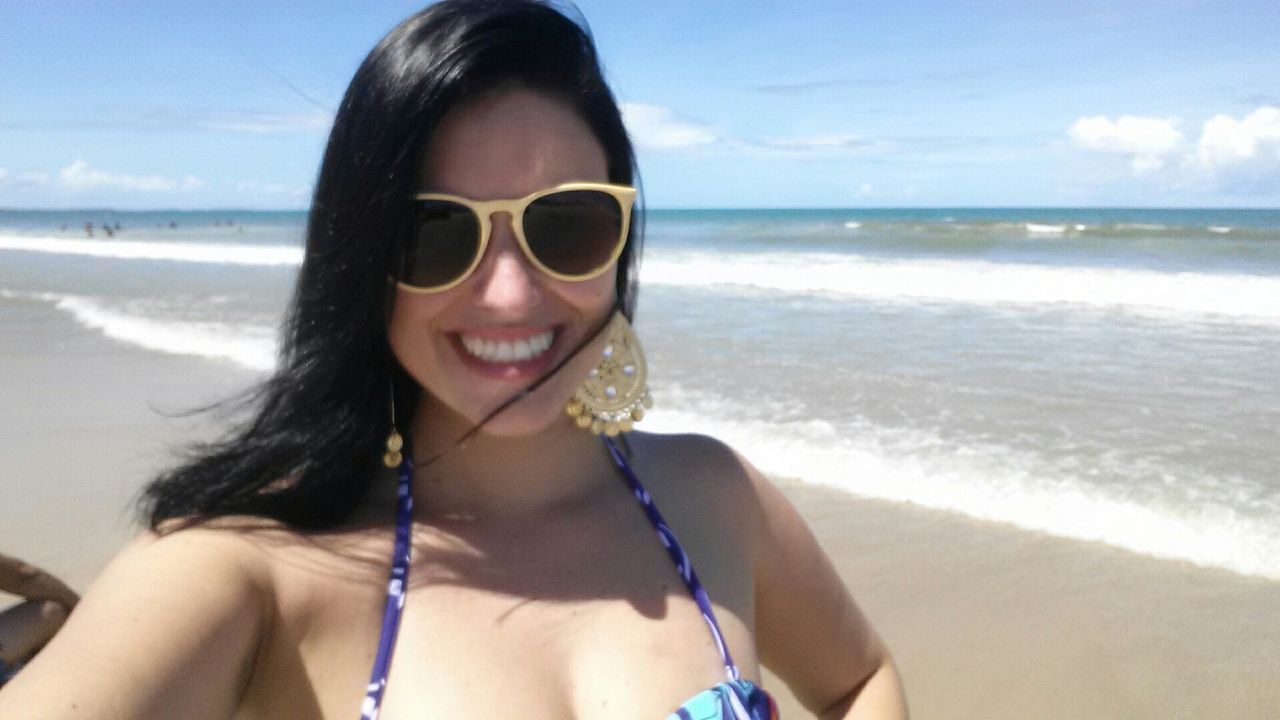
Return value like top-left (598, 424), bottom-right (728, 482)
top-left (142, 0), bottom-right (642, 530)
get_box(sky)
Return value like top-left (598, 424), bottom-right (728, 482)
top-left (1, 0), bottom-right (1277, 209)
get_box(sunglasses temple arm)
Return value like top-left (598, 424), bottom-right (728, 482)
top-left (415, 304), bottom-right (622, 468)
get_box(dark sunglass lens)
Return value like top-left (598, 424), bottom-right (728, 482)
top-left (524, 190), bottom-right (624, 276)
top-left (402, 200), bottom-right (480, 288)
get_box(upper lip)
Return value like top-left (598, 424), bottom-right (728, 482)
top-left (452, 325), bottom-right (557, 340)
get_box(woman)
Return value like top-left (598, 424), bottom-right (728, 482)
top-left (0, 2), bottom-right (906, 717)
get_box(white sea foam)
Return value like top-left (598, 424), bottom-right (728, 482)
top-left (843, 221), bottom-right (862, 230)
top-left (1208, 226), bottom-right (1233, 234)
top-left (1025, 222), bottom-right (1067, 235)
top-left (646, 388), bottom-right (1280, 581)
top-left (16, 291), bottom-right (278, 371)
top-left (641, 250), bottom-right (1280, 325)
top-left (0, 234), bottom-right (302, 266)
top-left (9, 283), bottom-right (1275, 579)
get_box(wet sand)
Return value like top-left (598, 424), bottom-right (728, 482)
top-left (3, 299), bottom-right (1278, 718)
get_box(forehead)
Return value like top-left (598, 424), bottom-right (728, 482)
top-left (418, 86), bottom-right (609, 198)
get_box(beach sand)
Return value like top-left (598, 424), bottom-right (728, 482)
top-left (2, 300), bottom-right (1277, 718)
top-left (764, 482), bottom-right (1280, 719)
top-left (0, 298), bottom-right (258, 585)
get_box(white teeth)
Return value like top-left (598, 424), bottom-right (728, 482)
top-left (460, 330), bottom-right (554, 363)
top-left (513, 339), bottom-right (532, 361)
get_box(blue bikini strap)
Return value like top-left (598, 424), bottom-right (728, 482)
top-left (360, 457), bottom-right (414, 720)
top-left (603, 436), bottom-right (742, 682)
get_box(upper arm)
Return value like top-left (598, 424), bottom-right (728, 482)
top-left (744, 459), bottom-right (889, 714)
top-left (0, 528), bottom-right (271, 719)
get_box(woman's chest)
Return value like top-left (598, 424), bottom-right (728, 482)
top-left (379, 587), bottom-right (754, 720)
top-left (240, 494), bottom-right (758, 719)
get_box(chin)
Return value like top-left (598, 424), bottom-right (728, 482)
top-left (420, 379), bottom-right (579, 438)
top-left (466, 400), bottom-right (576, 438)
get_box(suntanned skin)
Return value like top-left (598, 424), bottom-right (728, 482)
top-left (0, 554), bottom-right (79, 611)
top-left (0, 89), bottom-right (906, 719)
top-left (0, 554), bottom-right (78, 668)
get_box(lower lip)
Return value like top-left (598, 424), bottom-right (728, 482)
top-left (449, 330), bottom-right (562, 380)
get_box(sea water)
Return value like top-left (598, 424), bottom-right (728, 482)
top-left (2, 207), bottom-right (1278, 579)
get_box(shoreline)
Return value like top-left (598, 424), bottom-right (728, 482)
top-left (2, 299), bottom-right (1277, 718)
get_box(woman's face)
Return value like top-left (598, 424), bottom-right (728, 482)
top-left (389, 87), bottom-right (619, 436)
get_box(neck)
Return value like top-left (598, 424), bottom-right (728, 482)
top-left (407, 401), bottom-right (616, 521)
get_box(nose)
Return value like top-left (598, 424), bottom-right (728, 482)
top-left (469, 211), bottom-right (543, 313)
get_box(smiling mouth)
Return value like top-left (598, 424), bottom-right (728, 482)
top-left (458, 329), bottom-right (556, 364)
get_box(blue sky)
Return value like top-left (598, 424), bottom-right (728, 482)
top-left (1, 0), bottom-right (1277, 209)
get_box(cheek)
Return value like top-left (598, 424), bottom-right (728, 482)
top-left (388, 291), bottom-right (446, 368)
top-left (567, 270), bottom-right (620, 316)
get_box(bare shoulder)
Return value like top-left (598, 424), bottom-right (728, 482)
top-left (623, 431), bottom-right (779, 557)
top-left (0, 518), bottom-right (285, 719)
top-left (125, 516), bottom-right (293, 598)
top-left (626, 431), bottom-right (758, 484)
top-left (627, 431), bottom-right (775, 512)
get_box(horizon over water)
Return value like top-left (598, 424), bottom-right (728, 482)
top-left (3, 206), bottom-right (1279, 581)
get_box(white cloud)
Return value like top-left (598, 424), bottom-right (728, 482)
top-left (620, 103), bottom-right (717, 149)
top-left (235, 180), bottom-right (311, 198)
top-left (1195, 106), bottom-right (1280, 172)
top-left (199, 110), bottom-right (333, 135)
top-left (757, 134), bottom-right (869, 154)
top-left (1069, 107), bottom-right (1280, 191)
top-left (1068, 115), bottom-right (1184, 172)
top-left (59, 159), bottom-right (202, 193)
top-left (0, 168), bottom-right (52, 188)
top-left (621, 100), bottom-right (875, 157)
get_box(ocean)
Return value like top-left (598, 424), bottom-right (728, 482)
top-left (2, 207), bottom-right (1278, 581)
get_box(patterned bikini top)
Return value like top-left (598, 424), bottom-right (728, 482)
top-left (359, 436), bottom-right (779, 720)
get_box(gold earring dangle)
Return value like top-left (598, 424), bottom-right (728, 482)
top-left (383, 391), bottom-right (404, 468)
top-left (565, 312), bottom-right (653, 436)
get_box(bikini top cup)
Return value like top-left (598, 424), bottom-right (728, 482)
top-left (359, 437), bottom-right (779, 720)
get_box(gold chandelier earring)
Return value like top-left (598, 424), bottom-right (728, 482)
top-left (566, 312), bottom-right (653, 436)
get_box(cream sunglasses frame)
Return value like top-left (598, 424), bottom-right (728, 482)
top-left (398, 181), bottom-right (636, 293)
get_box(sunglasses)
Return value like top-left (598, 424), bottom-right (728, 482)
top-left (397, 182), bottom-right (636, 292)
